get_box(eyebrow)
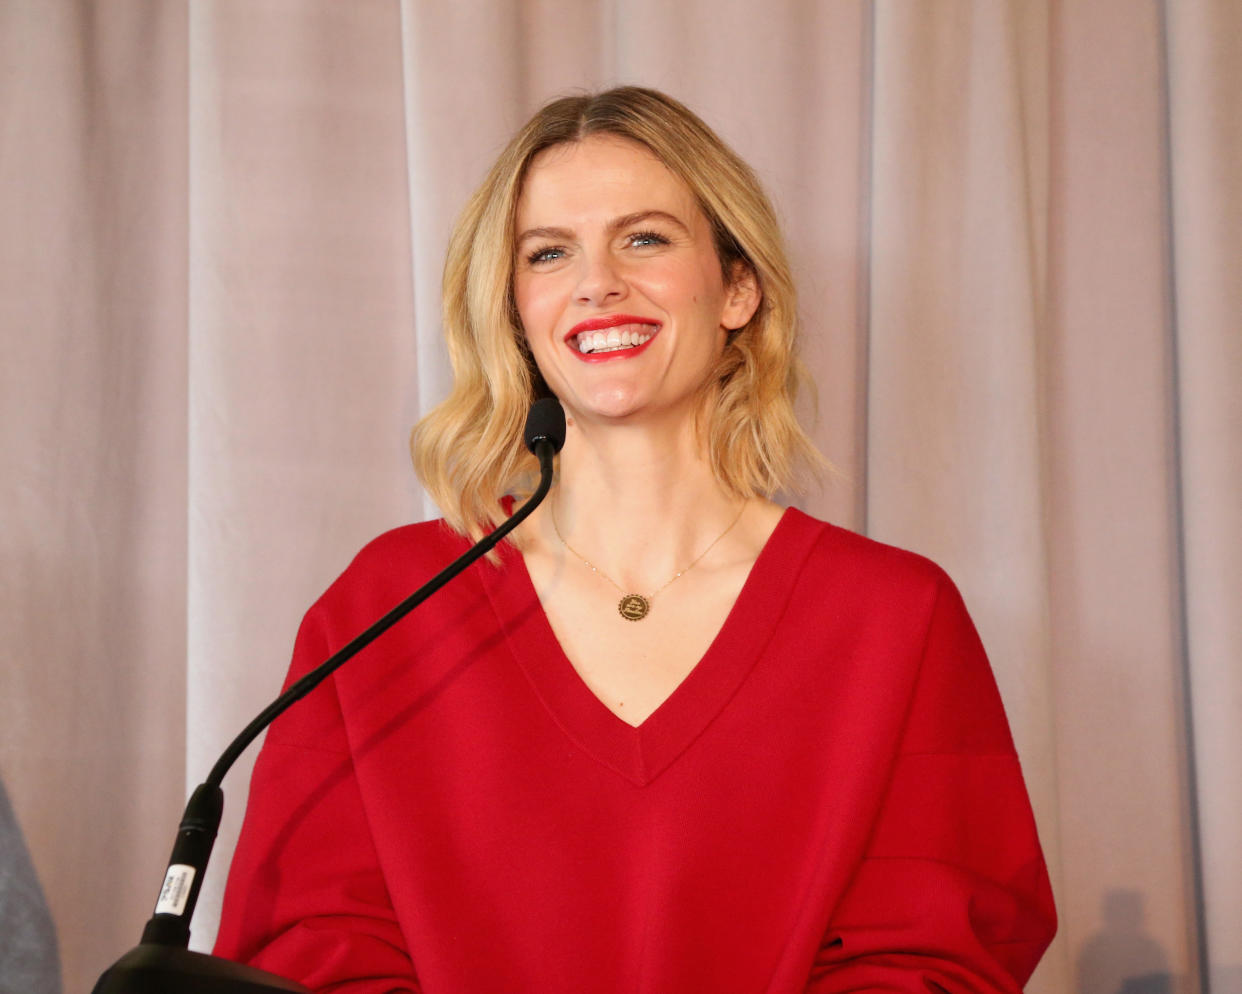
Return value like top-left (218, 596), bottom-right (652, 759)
top-left (514, 209), bottom-right (691, 247)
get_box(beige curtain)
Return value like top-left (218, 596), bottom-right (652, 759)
top-left (2, 2), bottom-right (1238, 993)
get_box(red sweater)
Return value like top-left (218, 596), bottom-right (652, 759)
top-left (214, 509), bottom-right (1055, 993)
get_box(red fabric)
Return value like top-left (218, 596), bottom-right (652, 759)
top-left (214, 509), bottom-right (1055, 993)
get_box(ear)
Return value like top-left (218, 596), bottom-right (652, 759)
top-left (720, 262), bottom-right (761, 331)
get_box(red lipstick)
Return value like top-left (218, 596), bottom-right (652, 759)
top-left (565, 314), bottom-right (661, 340)
top-left (565, 314), bottom-right (662, 363)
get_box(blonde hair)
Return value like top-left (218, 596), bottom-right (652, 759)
top-left (412, 86), bottom-right (823, 540)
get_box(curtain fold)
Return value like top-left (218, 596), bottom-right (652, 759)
top-left (2, 3), bottom-right (1237, 993)
top-left (186, 0), bottom-right (420, 948)
top-left (866, 10), bottom-right (1062, 990)
top-left (1164, 4), bottom-right (1242, 991)
top-left (1, 2), bottom-right (190, 988)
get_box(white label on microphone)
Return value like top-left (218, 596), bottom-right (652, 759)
top-left (154, 864), bottom-right (196, 916)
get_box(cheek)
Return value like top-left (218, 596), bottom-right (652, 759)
top-left (514, 274), bottom-right (567, 337)
top-left (663, 258), bottom-right (727, 312)
top-left (521, 324), bottom-right (555, 372)
top-left (514, 291), bottom-right (561, 376)
top-left (512, 276), bottom-right (537, 329)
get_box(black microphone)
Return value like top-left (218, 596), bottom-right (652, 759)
top-left (91, 398), bottom-right (565, 994)
top-left (523, 395), bottom-right (566, 454)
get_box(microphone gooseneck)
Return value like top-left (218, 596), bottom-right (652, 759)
top-left (92, 398), bottom-right (565, 994)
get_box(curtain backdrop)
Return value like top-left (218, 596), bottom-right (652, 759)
top-left (2, 2), bottom-right (1238, 993)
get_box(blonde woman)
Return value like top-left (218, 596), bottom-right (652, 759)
top-left (215, 87), bottom-right (1055, 994)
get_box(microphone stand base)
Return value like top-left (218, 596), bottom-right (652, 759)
top-left (91, 943), bottom-right (309, 993)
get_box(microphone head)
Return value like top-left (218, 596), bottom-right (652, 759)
top-left (524, 397), bottom-right (567, 454)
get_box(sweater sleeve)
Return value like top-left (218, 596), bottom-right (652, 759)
top-left (805, 576), bottom-right (1057, 993)
top-left (213, 600), bottom-right (421, 994)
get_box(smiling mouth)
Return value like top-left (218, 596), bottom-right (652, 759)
top-left (573, 323), bottom-right (658, 355)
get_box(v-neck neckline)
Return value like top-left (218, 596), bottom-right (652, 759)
top-left (478, 506), bottom-right (825, 786)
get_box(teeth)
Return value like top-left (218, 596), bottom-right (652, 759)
top-left (573, 323), bottom-right (656, 354)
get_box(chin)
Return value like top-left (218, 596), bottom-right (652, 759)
top-left (573, 385), bottom-right (649, 421)
top-left (582, 403), bottom-right (645, 423)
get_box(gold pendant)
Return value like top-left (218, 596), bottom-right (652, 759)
top-left (618, 594), bottom-right (650, 621)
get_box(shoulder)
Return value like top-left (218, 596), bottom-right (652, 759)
top-left (778, 511), bottom-right (1006, 745)
top-left (341, 518), bottom-right (472, 579)
top-left (300, 518), bottom-right (483, 631)
top-left (781, 507), bottom-right (957, 606)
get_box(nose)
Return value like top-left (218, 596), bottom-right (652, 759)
top-left (574, 253), bottom-right (627, 306)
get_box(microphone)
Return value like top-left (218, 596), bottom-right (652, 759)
top-left (91, 398), bottom-right (566, 994)
top-left (523, 395), bottom-right (566, 454)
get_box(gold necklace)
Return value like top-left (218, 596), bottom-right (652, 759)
top-left (550, 498), bottom-right (748, 621)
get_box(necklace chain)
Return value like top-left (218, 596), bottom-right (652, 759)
top-left (550, 498), bottom-right (747, 621)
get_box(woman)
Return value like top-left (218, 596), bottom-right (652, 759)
top-left (215, 87), bottom-right (1055, 993)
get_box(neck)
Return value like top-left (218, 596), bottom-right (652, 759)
top-left (527, 415), bottom-right (749, 591)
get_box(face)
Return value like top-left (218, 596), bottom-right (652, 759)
top-left (512, 135), bottom-right (759, 427)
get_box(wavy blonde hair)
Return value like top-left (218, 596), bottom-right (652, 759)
top-left (412, 86), bottom-right (823, 540)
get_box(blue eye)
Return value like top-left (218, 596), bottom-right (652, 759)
top-left (526, 246), bottom-right (565, 265)
top-left (628, 230), bottom-right (669, 248)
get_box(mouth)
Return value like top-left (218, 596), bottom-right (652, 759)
top-left (566, 316), bottom-right (662, 357)
top-left (572, 323), bottom-right (658, 355)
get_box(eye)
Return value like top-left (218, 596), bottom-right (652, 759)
top-left (525, 245), bottom-right (567, 266)
top-left (626, 230), bottom-right (670, 249)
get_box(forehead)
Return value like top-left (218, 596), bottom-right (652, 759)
top-left (515, 134), bottom-right (701, 226)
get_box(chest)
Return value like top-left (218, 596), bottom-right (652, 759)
top-left (338, 542), bottom-right (922, 994)
top-left (528, 558), bottom-right (753, 726)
